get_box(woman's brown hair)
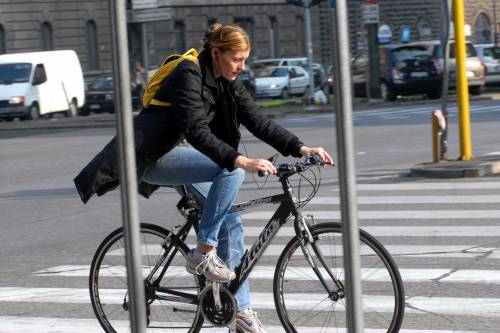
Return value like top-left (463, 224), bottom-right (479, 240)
top-left (202, 23), bottom-right (250, 52)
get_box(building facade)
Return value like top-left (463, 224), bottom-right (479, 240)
top-left (0, 0), bottom-right (498, 78)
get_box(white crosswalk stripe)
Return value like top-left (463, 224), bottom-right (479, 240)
top-left (0, 317), bottom-right (478, 333)
top-left (2, 287), bottom-right (500, 317)
top-left (281, 103), bottom-right (499, 124)
top-left (33, 265), bottom-right (500, 284)
top-left (3, 179), bottom-right (500, 332)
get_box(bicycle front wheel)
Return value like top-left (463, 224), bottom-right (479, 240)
top-left (274, 222), bottom-right (404, 333)
top-left (89, 223), bottom-right (204, 333)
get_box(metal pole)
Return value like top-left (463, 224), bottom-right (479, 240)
top-left (452, 0), bottom-right (473, 160)
top-left (141, 23), bottom-right (150, 71)
top-left (109, 0), bottom-right (147, 332)
top-left (439, 0), bottom-right (451, 160)
top-left (366, 23), bottom-right (381, 100)
top-left (329, 0), bottom-right (364, 332)
top-left (304, 0), bottom-right (316, 103)
top-left (494, 0), bottom-right (498, 46)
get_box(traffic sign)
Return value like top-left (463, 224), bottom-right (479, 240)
top-left (378, 24), bottom-right (392, 44)
top-left (362, 3), bottom-right (379, 24)
top-left (401, 25), bottom-right (411, 43)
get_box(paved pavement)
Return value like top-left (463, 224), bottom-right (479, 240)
top-left (2, 174), bottom-right (500, 332)
top-left (1, 106), bottom-right (500, 332)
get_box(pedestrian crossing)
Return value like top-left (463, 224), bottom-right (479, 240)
top-left (2, 179), bottom-right (500, 332)
top-left (280, 101), bottom-right (499, 125)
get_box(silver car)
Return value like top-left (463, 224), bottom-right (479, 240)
top-left (475, 44), bottom-right (500, 85)
top-left (254, 66), bottom-right (310, 99)
top-left (410, 40), bottom-right (485, 95)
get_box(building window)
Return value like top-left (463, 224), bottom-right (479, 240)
top-left (0, 25), bottom-right (5, 54)
top-left (474, 13), bottom-right (492, 44)
top-left (234, 18), bottom-right (254, 45)
top-left (41, 22), bottom-right (53, 50)
top-left (86, 20), bottom-right (99, 70)
top-left (174, 21), bottom-right (185, 53)
top-left (416, 19), bottom-right (432, 41)
top-left (269, 17), bottom-right (279, 58)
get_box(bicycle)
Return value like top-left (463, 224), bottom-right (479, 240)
top-left (89, 156), bottom-right (405, 333)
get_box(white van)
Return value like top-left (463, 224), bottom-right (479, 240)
top-left (0, 50), bottom-right (85, 120)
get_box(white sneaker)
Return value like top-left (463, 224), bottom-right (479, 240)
top-left (236, 309), bottom-right (267, 333)
top-left (185, 249), bottom-right (236, 282)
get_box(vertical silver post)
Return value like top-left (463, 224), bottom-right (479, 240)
top-left (304, 0), bottom-right (316, 103)
top-left (109, 1), bottom-right (147, 332)
top-left (494, 0), bottom-right (498, 46)
top-left (439, 0), bottom-right (452, 160)
top-left (330, 0), bottom-right (364, 332)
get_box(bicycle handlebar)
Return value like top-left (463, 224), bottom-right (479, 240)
top-left (257, 156), bottom-right (334, 177)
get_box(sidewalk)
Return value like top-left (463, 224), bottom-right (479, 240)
top-left (411, 155), bottom-right (500, 178)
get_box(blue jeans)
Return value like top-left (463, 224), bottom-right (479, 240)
top-left (143, 146), bottom-right (250, 310)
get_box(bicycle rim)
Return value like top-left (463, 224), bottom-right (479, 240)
top-left (89, 223), bottom-right (204, 333)
top-left (274, 222), bottom-right (404, 333)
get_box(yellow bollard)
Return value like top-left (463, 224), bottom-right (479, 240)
top-left (453, 0), bottom-right (473, 160)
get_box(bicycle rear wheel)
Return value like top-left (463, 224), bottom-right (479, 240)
top-left (274, 222), bottom-right (404, 333)
top-left (89, 223), bottom-right (204, 333)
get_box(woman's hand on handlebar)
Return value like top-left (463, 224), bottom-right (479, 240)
top-left (234, 155), bottom-right (278, 175)
top-left (299, 146), bottom-right (335, 165)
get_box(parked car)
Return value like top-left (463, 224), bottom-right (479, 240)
top-left (253, 57), bottom-right (326, 91)
top-left (255, 66), bottom-right (310, 99)
top-left (475, 44), bottom-right (500, 85)
top-left (410, 40), bottom-right (485, 95)
top-left (252, 57), bottom-right (308, 72)
top-left (0, 50), bottom-right (85, 120)
top-left (352, 44), bottom-right (442, 101)
top-left (237, 68), bottom-right (256, 97)
top-left (81, 75), bottom-right (140, 115)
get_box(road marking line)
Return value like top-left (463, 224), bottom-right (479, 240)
top-left (309, 195), bottom-right (500, 204)
top-left (346, 182), bottom-right (500, 191)
top-left (34, 266), bottom-right (500, 284)
top-left (242, 210), bottom-right (500, 220)
top-left (188, 226), bottom-right (500, 237)
top-left (0, 316), bottom-right (477, 333)
top-left (0, 288), bottom-right (498, 316)
top-left (99, 244), bottom-right (497, 258)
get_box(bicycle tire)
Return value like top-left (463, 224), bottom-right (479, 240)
top-left (273, 222), bottom-right (404, 333)
top-left (89, 223), bottom-right (205, 333)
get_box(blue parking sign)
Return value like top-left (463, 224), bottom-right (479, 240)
top-left (401, 26), bottom-right (411, 43)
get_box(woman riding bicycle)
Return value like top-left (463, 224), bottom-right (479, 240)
top-left (74, 23), bottom-right (333, 333)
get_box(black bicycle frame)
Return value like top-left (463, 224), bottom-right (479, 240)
top-left (152, 173), bottom-right (339, 304)
top-left (229, 176), bottom-right (312, 295)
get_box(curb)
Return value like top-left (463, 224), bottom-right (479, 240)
top-left (410, 158), bottom-right (500, 178)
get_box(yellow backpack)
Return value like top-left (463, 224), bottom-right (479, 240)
top-left (142, 48), bottom-right (200, 108)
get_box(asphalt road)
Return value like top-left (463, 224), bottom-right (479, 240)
top-left (1, 98), bottom-right (500, 332)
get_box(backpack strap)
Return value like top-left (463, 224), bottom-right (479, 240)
top-left (145, 48), bottom-right (200, 108)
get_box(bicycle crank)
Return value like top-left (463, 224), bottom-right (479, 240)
top-left (199, 282), bottom-right (237, 326)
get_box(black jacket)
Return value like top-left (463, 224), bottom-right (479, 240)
top-left (74, 50), bottom-right (304, 203)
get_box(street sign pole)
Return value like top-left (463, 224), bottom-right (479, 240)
top-left (329, 0), bottom-right (364, 332)
top-left (109, 0), bottom-right (147, 332)
top-left (362, 1), bottom-right (381, 100)
top-left (304, 0), bottom-right (316, 104)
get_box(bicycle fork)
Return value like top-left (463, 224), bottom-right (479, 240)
top-left (297, 216), bottom-right (345, 301)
